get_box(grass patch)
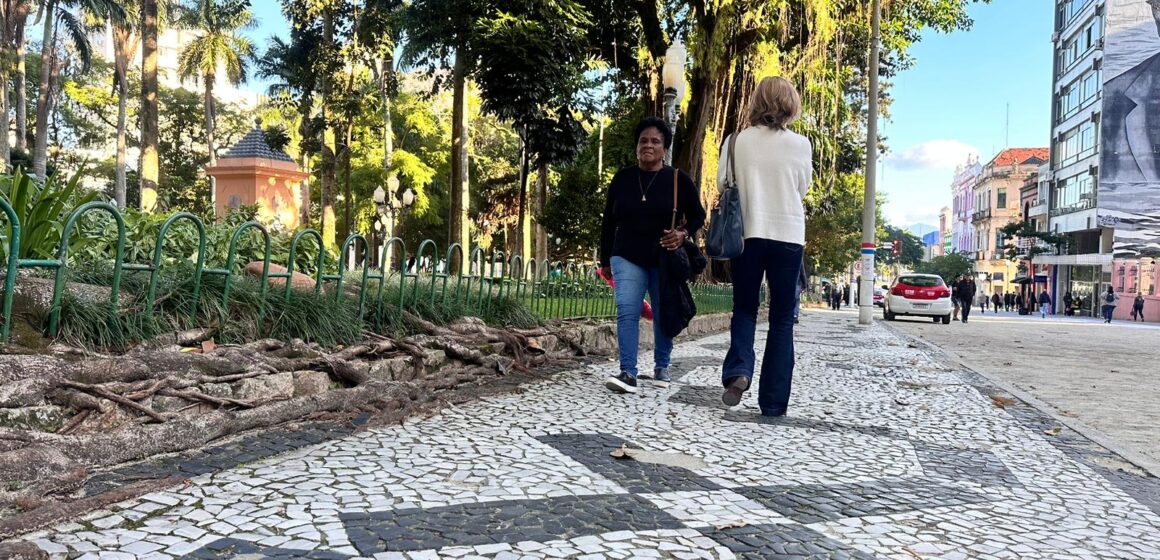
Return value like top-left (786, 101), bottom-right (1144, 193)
top-left (54, 264), bottom-right (543, 352)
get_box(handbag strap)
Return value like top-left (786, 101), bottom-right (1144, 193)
top-left (671, 166), bottom-right (679, 231)
top-left (727, 131), bottom-right (739, 188)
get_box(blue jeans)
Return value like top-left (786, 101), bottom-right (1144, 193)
top-left (1103, 304), bottom-right (1115, 322)
top-left (723, 239), bottom-right (803, 415)
top-left (611, 256), bottom-right (672, 377)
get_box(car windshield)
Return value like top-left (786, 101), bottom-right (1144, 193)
top-left (897, 276), bottom-right (943, 288)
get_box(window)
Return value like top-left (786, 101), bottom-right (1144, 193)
top-left (1058, 68), bottom-right (1102, 123)
top-left (1058, 0), bottom-right (1094, 30)
top-left (897, 275), bottom-right (944, 288)
top-left (1052, 171), bottom-right (1096, 210)
top-left (1058, 16), bottom-right (1103, 73)
top-left (998, 189), bottom-right (1007, 208)
top-left (1055, 119), bottom-right (1099, 166)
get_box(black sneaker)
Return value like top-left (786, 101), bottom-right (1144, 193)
top-left (605, 373), bottom-right (638, 394)
top-left (653, 368), bottom-right (672, 387)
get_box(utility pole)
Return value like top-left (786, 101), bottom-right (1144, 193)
top-left (858, 0), bottom-right (882, 325)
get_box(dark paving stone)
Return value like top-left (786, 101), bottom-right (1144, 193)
top-left (721, 409), bottom-right (896, 439)
top-left (669, 385), bottom-right (730, 410)
top-left (180, 538), bottom-right (352, 559)
top-left (83, 423), bottom-right (356, 495)
top-left (697, 342), bottom-right (732, 353)
top-left (667, 356), bottom-right (724, 382)
top-left (536, 433), bottom-right (722, 493)
top-left (735, 478), bottom-right (990, 524)
top-left (340, 494), bottom-right (685, 554)
top-left (912, 441), bottom-right (1021, 487)
top-left (704, 523), bottom-right (881, 559)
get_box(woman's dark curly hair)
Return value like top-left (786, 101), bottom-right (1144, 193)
top-left (634, 117), bottom-right (673, 149)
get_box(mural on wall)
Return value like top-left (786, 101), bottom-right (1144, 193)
top-left (1101, 0), bottom-right (1160, 257)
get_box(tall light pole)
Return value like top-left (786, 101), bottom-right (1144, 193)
top-left (858, 0), bottom-right (882, 325)
top-left (661, 42), bottom-right (687, 166)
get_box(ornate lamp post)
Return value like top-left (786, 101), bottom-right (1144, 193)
top-left (373, 178), bottom-right (415, 269)
top-left (661, 42), bottom-right (687, 166)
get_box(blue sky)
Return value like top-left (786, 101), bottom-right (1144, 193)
top-left (880, 0), bottom-right (1054, 229)
top-left (245, 1), bottom-right (1054, 231)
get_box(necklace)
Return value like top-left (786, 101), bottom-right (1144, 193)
top-left (637, 166), bottom-right (663, 202)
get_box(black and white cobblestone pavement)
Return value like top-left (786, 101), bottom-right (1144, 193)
top-left (23, 313), bottom-right (1160, 559)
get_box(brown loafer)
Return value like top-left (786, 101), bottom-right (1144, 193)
top-left (722, 376), bottom-right (750, 407)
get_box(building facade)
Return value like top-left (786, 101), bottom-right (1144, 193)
top-left (1038, 0), bottom-right (1159, 319)
top-left (938, 206), bottom-right (952, 257)
top-left (971, 149), bottom-right (1049, 298)
top-left (950, 158), bottom-right (982, 255)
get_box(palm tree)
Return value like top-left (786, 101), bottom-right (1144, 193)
top-left (30, 0), bottom-right (125, 179)
top-left (110, 0), bottom-right (141, 208)
top-left (175, 0), bottom-right (255, 214)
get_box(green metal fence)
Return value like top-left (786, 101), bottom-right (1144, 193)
top-left (0, 198), bottom-right (737, 342)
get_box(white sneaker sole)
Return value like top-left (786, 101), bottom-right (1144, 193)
top-left (605, 377), bottom-right (638, 394)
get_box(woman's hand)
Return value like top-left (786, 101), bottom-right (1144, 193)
top-left (661, 229), bottom-right (687, 251)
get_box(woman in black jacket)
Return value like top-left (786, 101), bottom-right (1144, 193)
top-left (598, 117), bottom-right (706, 394)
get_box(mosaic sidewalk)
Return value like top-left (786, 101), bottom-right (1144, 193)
top-left (22, 312), bottom-right (1160, 559)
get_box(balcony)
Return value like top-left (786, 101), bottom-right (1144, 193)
top-left (971, 208), bottom-right (993, 223)
top-left (1014, 238), bottom-right (1058, 257)
top-left (1049, 196), bottom-right (1095, 217)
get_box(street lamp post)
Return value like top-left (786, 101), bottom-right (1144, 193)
top-left (858, 0), bottom-right (882, 326)
top-left (661, 42), bottom-right (687, 166)
top-left (373, 177), bottom-right (415, 270)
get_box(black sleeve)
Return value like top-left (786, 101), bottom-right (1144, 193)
top-left (677, 169), bottom-right (706, 237)
top-left (599, 175), bottom-right (618, 268)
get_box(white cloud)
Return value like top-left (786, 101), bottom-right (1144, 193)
top-left (887, 140), bottom-right (979, 172)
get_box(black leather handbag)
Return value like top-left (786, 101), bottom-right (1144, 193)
top-left (706, 132), bottom-right (745, 260)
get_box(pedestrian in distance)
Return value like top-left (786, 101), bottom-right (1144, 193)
top-left (992, 292), bottom-right (1001, 313)
top-left (1038, 290), bottom-right (1052, 318)
top-left (1064, 291), bottom-right (1074, 316)
top-left (1133, 294), bottom-right (1145, 322)
top-left (719, 76), bottom-right (813, 417)
top-left (955, 275), bottom-right (976, 323)
top-left (1102, 286), bottom-right (1119, 323)
top-left (978, 291), bottom-right (987, 314)
top-left (952, 275), bottom-right (962, 321)
top-left (599, 116), bottom-right (706, 394)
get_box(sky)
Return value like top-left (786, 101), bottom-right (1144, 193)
top-left (243, 1), bottom-right (1054, 233)
top-left (879, 0), bottom-right (1054, 231)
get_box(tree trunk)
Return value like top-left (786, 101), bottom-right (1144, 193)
top-left (14, 6), bottom-right (27, 153)
top-left (449, 49), bottom-right (470, 254)
top-left (112, 26), bottom-right (135, 209)
top-left (319, 10), bottom-right (337, 250)
top-left (204, 74), bottom-right (217, 216)
top-left (31, 0), bottom-right (55, 179)
top-left (517, 127), bottom-right (530, 263)
top-left (140, 0), bottom-right (160, 211)
top-left (0, 74), bottom-right (9, 172)
top-left (535, 163), bottom-right (548, 263)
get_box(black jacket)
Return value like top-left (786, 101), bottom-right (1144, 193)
top-left (955, 280), bottom-right (976, 302)
top-left (658, 241), bottom-right (707, 339)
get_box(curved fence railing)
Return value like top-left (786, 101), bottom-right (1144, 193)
top-left (0, 198), bottom-right (738, 342)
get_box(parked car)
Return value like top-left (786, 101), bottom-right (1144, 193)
top-left (873, 288), bottom-right (885, 307)
top-left (884, 274), bottom-right (953, 324)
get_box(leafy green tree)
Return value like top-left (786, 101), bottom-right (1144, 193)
top-left (403, 0), bottom-right (488, 256)
top-left (175, 0), bottom-right (256, 212)
top-left (31, 0), bottom-right (125, 178)
top-left (915, 252), bottom-right (975, 285)
top-left (879, 224), bottom-right (924, 269)
top-left (998, 219), bottom-right (1068, 263)
top-left (471, 0), bottom-right (591, 260)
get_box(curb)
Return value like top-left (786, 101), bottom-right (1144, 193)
top-left (881, 321), bottom-right (1160, 479)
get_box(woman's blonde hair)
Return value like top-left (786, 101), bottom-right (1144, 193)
top-left (748, 76), bottom-right (801, 130)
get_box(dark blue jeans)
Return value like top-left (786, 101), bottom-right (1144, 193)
top-left (723, 239), bottom-right (803, 415)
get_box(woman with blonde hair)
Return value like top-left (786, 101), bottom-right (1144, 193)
top-left (718, 76), bottom-right (813, 416)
